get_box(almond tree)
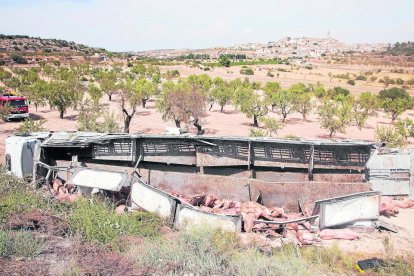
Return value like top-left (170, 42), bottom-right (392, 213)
top-left (235, 86), bottom-right (268, 127)
top-left (118, 80), bottom-right (142, 133)
top-left (289, 83), bottom-right (313, 120)
top-left (98, 70), bottom-right (117, 101)
top-left (263, 81), bottom-right (281, 111)
top-left (317, 95), bottom-right (353, 137)
top-left (210, 77), bottom-right (232, 112)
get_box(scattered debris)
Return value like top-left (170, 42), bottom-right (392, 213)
top-left (356, 258), bottom-right (385, 272)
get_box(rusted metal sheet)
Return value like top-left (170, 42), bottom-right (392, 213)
top-left (144, 169), bottom-right (371, 211)
top-left (249, 180), bottom-right (371, 210)
top-left (174, 204), bottom-right (241, 232)
top-left (312, 173), bottom-right (365, 183)
top-left (147, 170), bottom-right (251, 203)
top-left (313, 191), bottom-right (380, 229)
top-left (254, 171), bottom-right (307, 183)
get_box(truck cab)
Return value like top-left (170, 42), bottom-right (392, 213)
top-left (0, 94), bottom-right (29, 120)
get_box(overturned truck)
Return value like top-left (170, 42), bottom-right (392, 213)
top-left (5, 132), bottom-right (390, 234)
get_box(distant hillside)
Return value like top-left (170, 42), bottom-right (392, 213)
top-left (0, 34), bottom-right (106, 55)
top-left (385, 42), bottom-right (414, 56)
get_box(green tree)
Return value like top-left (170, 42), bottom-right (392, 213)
top-left (271, 89), bottom-right (295, 123)
top-left (379, 88), bottom-right (413, 122)
top-left (131, 62), bottom-right (146, 75)
top-left (47, 79), bottom-right (83, 119)
top-left (25, 80), bottom-right (48, 112)
top-left (263, 81), bottom-right (281, 111)
top-left (317, 96), bottom-right (353, 137)
top-left (133, 78), bottom-right (158, 108)
top-left (118, 80), bottom-right (142, 133)
top-left (88, 84), bottom-right (103, 105)
top-left (98, 70), bottom-right (117, 101)
top-left (218, 56), bottom-right (230, 67)
top-left (157, 81), bottom-right (189, 128)
top-left (210, 77), bottom-right (232, 112)
top-left (234, 87), bottom-right (268, 127)
top-left (289, 83), bottom-right (313, 120)
top-left (352, 92), bottom-right (380, 129)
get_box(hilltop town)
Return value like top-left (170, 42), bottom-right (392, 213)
top-left (135, 36), bottom-right (389, 59)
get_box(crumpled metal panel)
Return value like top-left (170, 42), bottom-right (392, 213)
top-left (174, 204), bottom-right (241, 232)
top-left (66, 168), bottom-right (128, 191)
top-left (130, 178), bottom-right (178, 221)
top-left (314, 191), bottom-right (380, 228)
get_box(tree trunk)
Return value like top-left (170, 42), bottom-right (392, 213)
top-left (282, 113), bottom-right (287, 123)
top-left (174, 119), bottom-right (181, 128)
top-left (209, 103), bottom-right (213, 111)
top-left (108, 94), bottom-right (112, 101)
top-left (329, 130), bottom-right (334, 137)
top-left (302, 112), bottom-right (307, 121)
top-left (124, 115), bottom-right (132, 133)
top-left (271, 104), bottom-right (275, 112)
top-left (220, 105), bottom-right (224, 112)
top-left (142, 99), bottom-right (147, 108)
top-left (253, 115), bottom-right (259, 127)
top-left (35, 104), bottom-right (38, 112)
top-left (194, 118), bottom-right (204, 135)
top-left (59, 109), bottom-right (64, 119)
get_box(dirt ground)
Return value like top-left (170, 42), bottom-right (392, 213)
top-left (160, 63), bottom-right (414, 96)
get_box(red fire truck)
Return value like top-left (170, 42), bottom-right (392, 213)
top-left (0, 94), bottom-right (29, 120)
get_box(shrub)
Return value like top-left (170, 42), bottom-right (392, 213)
top-left (0, 104), bottom-right (12, 121)
top-left (10, 53), bottom-right (28, 64)
top-left (77, 103), bottom-right (120, 133)
top-left (134, 227), bottom-right (316, 275)
top-left (240, 68), bottom-right (254, 75)
top-left (347, 79), bottom-right (355, 85)
top-left (375, 125), bottom-right (406, 148)
top-left (249, 128), bottom-right (266, 137)
top-left (17, 118), bottom-right (46, 135)
top-left (68, 199), bottom-right (163, 246)
top-left (267, 71), bottom-right (274, 77)
top-left (0, 229), bottom-right (44, 258)
top-left (260, 117), bottom-right (283, 137)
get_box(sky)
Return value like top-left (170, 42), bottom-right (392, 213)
top-left (0, 0), bottom-right (413, 52)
